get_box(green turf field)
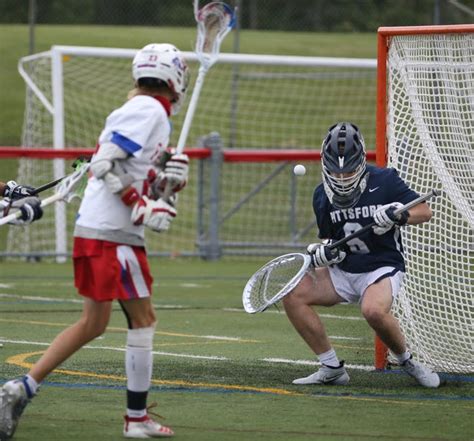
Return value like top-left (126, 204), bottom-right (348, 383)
top-left (1, 259), bottom-right (472, 441)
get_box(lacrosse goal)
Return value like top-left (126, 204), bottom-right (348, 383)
top-left (376, 25), bottom-right (474, 373)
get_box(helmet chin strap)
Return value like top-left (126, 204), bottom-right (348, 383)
top-left (324, 172), bottom-right (370, 209)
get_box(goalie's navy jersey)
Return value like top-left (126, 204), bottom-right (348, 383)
top-left (312, 165), bottom-right (419, 274)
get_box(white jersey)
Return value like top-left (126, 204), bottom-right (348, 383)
top-left (75, 95), bottom-right (171, 245)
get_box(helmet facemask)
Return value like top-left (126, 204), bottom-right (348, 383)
top-left (321, 122), bottom-right (368, 209)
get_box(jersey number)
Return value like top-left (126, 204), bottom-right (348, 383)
top-left (344, 222), bottom-right (370, 253)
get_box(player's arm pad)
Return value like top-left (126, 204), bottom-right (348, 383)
top-left (89, 142), bottom-right (134, 193)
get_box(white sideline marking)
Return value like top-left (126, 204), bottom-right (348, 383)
top-left (262, 358), bottom-right (374, 372)
top-left (0, 284), bottom-right (12, 288)
top-left (0, 338), bottom-right (227, 361)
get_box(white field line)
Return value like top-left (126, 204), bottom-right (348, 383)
top-left (0, 338), bottom-right (375, 371)
top-left (1, 294), bottom-right (362, 323)
top-left (224, 307), bottom-right (364, 321)
top-left (0, 292), bottom-right (188, 310)
top-left (0, 338), bottom-right (227, 361)
top-left (262, 358), bottom-right (374, 372)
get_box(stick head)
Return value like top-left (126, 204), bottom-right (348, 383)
top-left (194, 1), bottom-right (236, 69)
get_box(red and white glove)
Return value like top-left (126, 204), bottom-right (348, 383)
top-left (159, 153), bottom-right (189, 193)
top-left (130, 196), bottom-right (177, 233)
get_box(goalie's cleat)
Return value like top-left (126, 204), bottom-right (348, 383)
top-left (292, 361), bottom-right (350, 385)
top-left (123, 415), bottom-right (174, 438)
top-left (401, 356), bottom-right (440, 388)
top-left (0, 380), bottom-right (30, 440)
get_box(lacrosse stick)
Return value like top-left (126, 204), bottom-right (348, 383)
top-left (0, 162), bottom-right (90, 226)
top-left (242, 189), bottom-right (440, 313)
top-left (30, 156), bottom-right (91, 195)
top-left (162, 0), bottom-right (236, 201)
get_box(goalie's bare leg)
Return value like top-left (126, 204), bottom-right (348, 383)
top-left (283, 268), bottom-right (350, 386)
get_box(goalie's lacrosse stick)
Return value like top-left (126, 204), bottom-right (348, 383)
top-left (0, 162), bottom-right (90, 226)
top-left (163, 0), bottom-right (236, 201)
top-left (242, 189), bottom-right (440, 313)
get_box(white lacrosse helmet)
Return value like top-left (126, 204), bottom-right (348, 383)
top-left (132, 43), bottom-right (189, 115)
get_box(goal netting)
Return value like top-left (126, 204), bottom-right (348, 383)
top-left (378, 25), bottom-right (473, 373)
top-left (7, 46), bottom-right (377, 258)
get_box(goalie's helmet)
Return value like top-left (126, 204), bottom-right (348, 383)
top-left (321, 122), bottom-right (368, 209)
top-left (132, 43), bottom-right (189, 115)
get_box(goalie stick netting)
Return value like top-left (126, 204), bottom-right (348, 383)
top-left (378, 25), bottom-right (474, 373)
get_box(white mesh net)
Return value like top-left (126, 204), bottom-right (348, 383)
top-left (386, 31), bottom-right (474, 373)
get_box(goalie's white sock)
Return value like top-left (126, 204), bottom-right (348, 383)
top-left (126, 325), bottom-right (155, 417)
top-left (394, 350), bottom-right (411, 365)
top-left (318, 348), bottom-right (340, 368)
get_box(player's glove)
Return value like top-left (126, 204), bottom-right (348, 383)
top-left (307, 240), bottom-right (346, 268)
top-left (159, 153), bottom-right (189, 193)
top-left (3, 196), bottom-right (43, 225)
top-left (131, 196), bottom-right (177, 233)
top-left (3, 181), bottom-right (35, 200)
top-left (372, 202), bottom-right (409, 235)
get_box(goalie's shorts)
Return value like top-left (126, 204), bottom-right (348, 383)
top-left (73, 237), bottom-right (153, 301)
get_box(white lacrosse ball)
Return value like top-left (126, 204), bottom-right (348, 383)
top-left (293, 164), bottom-right (306, 176)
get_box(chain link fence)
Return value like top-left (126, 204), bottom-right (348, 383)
top-left (1, 0), bottom-right (473, 31)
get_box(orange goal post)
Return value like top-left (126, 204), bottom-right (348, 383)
top-left (375, 25), bottom-right (474, 373)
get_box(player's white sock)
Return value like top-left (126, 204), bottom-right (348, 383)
top-left (318, 348), bottom-right (340, 368)
top-left (126, 326), bottom-right (155, 417)
top-left (394, 350), bottom-right (411, 365)
top-left (22, 374), bottom-right (39, 398)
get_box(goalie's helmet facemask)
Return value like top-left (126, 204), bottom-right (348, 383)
top-left (132, 43), bottom-right (190, 115)
top-left (321, 122), bottom-right (368, 209)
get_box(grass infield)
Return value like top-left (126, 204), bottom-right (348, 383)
top-left (0, 259), bottom-right (472, 441)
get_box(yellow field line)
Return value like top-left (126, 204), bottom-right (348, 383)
top-left (7, 351), bottom-right (301, 397)
top-left (6, 351), bottom-right (466, 408)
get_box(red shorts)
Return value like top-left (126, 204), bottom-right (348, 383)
top-left (73, 237), bottom-right (153, 302)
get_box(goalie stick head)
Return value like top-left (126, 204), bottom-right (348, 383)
top-left (321, 122), bottom-right (368, 209)
top-left (132, 43), bottom-right (190, 115)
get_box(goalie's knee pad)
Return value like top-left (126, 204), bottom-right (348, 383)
top-left (127, 323), bottom-right (156, 350)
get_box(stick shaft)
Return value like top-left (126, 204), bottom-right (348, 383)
top-left (327, 189), bottom-right (439, 250)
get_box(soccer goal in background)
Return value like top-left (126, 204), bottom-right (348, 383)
top-left (375, 24), bottom-right (473, 373)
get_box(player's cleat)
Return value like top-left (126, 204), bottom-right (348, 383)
top-left (123, 415), bottom-right (174, 438)
top-left (292, 361), bottom-right (350, 385)
top-left (0, 380), bottom-right (30, 440)
top-left (401, 356), bottom-right (440, 388)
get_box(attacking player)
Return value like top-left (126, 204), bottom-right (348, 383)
top-left (0, 43), bottom-right (190, 439)
top-left (282, 122), bottom-right (440, 388)
top-left (0, 181), bottom-right (43, 225)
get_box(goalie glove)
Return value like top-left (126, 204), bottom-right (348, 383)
top-left (131, 196), bottom-right (177, 233)
top-left (307, 240), bottom-right (346, 268)
top-left (372, 202), bottom-right (409, 235)
top-left (1, 196), bottom-right (43, 225)
top-left (3, 181), bottom-right (35, 200)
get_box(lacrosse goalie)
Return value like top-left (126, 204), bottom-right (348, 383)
top-left (0, 43), bottom-right (190, 440)
top-left (281, 122), bottom-right (440, 389)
